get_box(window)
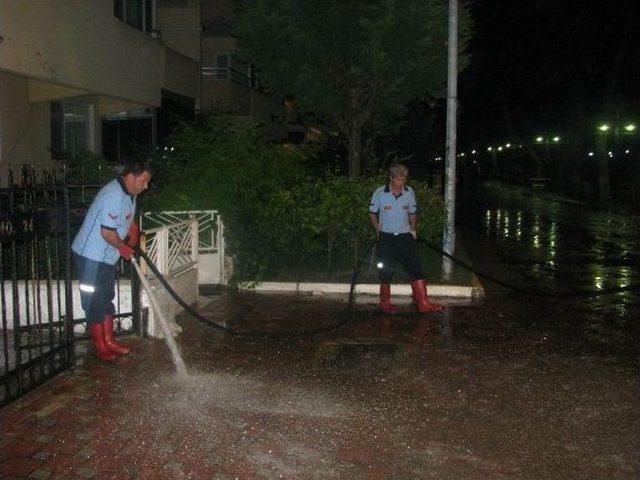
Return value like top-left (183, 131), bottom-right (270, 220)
top-left (215, 53), bottom-right (230, 80)
top-left (202, 54), bottom-right (261, 90)
top-left (50, 102), bottom-right (95, 158)
top-left (114, 0), bottom-right (124, 20)
top-left (113, 0), bottom-right (155, 33)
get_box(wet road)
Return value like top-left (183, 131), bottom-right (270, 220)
top-left (0, 182), bottom-right (638, 479)
top-left (458, 182), bottom-right (640, 357)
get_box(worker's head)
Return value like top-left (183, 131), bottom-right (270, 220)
top-left (122, 160), bottom-right (152, 195)
top-left (389, 163), bottom-right (408, 189)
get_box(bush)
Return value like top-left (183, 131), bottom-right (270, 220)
top-left (146, 115), bottom-right (444, 283)
top-left (57, 151), bottom-right (115, 185)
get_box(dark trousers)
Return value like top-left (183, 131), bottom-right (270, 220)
top-left (376, 232), bottom-right (424, 283)
top-left (73, 254), bottom-right (116, 326)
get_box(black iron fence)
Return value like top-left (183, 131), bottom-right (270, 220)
top-left (0, 166), bottom-right (140, 407)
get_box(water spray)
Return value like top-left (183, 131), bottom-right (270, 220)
top-left (131, 257), bottom-right (188, 377)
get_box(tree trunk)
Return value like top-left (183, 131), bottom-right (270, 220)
top-left (595, 134), bottom-right (610, 202)
top-left (347, 120), bottom-right (362, 178)
top-left (500, 102), bottom-right (542, 182)
top-left (595, 40), bottom-right (625, 203)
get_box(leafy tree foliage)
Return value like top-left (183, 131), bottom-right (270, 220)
top-left (147, 116), bottom-right (444, 283)
top-left (234, 0), bottom-right (471, 177)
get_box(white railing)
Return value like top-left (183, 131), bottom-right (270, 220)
top-left (142, 210), bottom-right (227, 285)
top-left (138, 218), bottom-right (199, 339)
top-left (142, 219), bottom-right (198, 277)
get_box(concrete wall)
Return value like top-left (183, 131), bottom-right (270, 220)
top-left (157, 0), bottom-right (202, 62)
top-left (0, 280), bottom-right (133, 335)
top-left (0, 71), bottom-right (52, 183)
top-left (0, 268), bottom-right (198, 339)
top-left (0, 1), bottom-right (199, 179)
top-left (200, 35), bottom-right (287, 140)
top-left (0, 0), bottom-right (164, 107)
top-left (163, 48), bottom-right (200, 101)
top-left (202, 0), bottom-right (235, 20)
top-left (142, 267), bottom-right (198, 338)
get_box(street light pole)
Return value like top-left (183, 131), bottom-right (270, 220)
top-left (443, 0), bottom-right (458, 280)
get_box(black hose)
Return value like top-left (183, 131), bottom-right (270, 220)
top-left (418, 239), bottom-right (640, 298)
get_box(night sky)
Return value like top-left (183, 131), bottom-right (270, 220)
top-left (459, 0), bottom-right (640, 147)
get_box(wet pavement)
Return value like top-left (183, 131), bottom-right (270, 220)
top-left (460, 182), bottom-right (640, 357)
top-left (1, 183), bottom-right (639, 479)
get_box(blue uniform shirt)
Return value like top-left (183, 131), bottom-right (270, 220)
top-left (369, 184), bottom-right (417, 234)
top-left (72, 177), bottom-right (136, 265)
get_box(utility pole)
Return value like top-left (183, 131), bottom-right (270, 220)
top-left (443, 0), bottom-right (458, 279)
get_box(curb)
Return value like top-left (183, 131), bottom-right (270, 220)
top-left (241, 281), bottom-right (484, 299)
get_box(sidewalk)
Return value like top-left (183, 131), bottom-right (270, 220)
top-left (1, 292), bottom-right (637, 479)
top-left (250, 243), bottom-right (484, 300)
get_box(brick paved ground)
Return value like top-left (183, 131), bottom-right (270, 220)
top-left (1, 292), bottom-right (638, 479)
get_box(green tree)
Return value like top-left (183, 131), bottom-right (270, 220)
top-left (147, 115), bottom-right (444, 283)
top-left (235, 0), bottom-right (471, 177)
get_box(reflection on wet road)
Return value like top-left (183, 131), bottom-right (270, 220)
top-left (460, 183), bottom-right (640, 356)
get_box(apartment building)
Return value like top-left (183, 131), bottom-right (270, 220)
top-left (0, 0), bottom-right (200, 184)
top-left (0, 0), bottom-right (304, 185)
top-left (200, 0), bottom-right (305, 142)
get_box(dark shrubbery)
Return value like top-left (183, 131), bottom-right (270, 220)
top-left (146, 116), bottom-right (444, 283)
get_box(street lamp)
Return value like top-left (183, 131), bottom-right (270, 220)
top-left (535, 135), bottom-right (561, 146)
top-left (596, 122), bottom-right (637, 153)
top-left (533, 135), bottom-right (562, 179)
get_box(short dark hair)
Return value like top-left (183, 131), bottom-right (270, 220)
top-left (122, 160), bottom-right (152, 177)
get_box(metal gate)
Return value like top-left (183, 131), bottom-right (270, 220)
top-left (0, 167), bottom-right (139, 407)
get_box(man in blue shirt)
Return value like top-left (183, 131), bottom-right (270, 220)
top-left (72, 161), bottom-right (151, 361)
top-left (369, 164), bottom-right (442, 314)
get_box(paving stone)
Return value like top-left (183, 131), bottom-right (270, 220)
top-left (35, 417), bottom-right (56, 428)
top-left (74, 466), bottom-right (96, 479)
top-left (0, 433), bottom-right (20, 447)
top-left (0, 457), bottom-right (41, 477)
top-left (163, 460), bottom-right (184, 471)
top-left (75, 431), bottom-right (95, 441)
top-left (28, 469), bottom-right (53, 479)
top-left (2, 439), bottom-right (41, 457)
top-left (211, 474), bottom-right (234, 480)
top-left (53, 440), bottom-right (82, 457)
top-left (121, 464), bottom-right (138, 478)
top-left (76, 447), bottom-right (95, 460)
top-left (43, 453), bottom-right (75, 475)
top-left (35, 435), bottom-right (55, 444)
top-left (31, 451), bottom-right (53, 462)
top-left (115, 430), bottom-right (133, 440)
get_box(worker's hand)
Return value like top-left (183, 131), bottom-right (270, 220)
top-left (126, 222), bottom-right (140, 247)
top-left (118, 244), bottom-right (134, 262)
top-left (410, 230), bottom-right (417, 240)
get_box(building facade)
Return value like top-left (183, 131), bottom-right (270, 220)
top-left (0, 0), bottom-right (299, 185)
